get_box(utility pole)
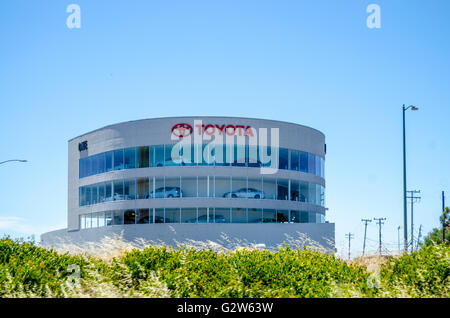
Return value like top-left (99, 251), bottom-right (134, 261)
top-left (402, 104), bottom-right (419, 252)
top-left (374, 218), bottom-right (386, 256)
top-left (361, 219), bottom-right (372, 256)
top-left (416, 225), bottom-right (422, 250)
top-left (407, 190), bottom-right (421, 252)
top-left (443, 191), bottom-right (446, 244)
top-left (345, 233), bottom-right (354, 260)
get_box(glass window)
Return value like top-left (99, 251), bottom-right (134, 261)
top-left (309, 183), bottom-right (317, 205)
top-left (137, 178), bottom-right (149, 199)
top-left (165, 208), bottom-right (180, 223)
top-left (279, 148), bottom-right (288, 170)
top-left (299, 182), bottom-right (308, 203)
top-left (320, 185), bottom-right (325, 207)
top-left (124, 209), bottom-right (136, 224)
top-left (105, 151), bottom-right (113, 172)
top-left (124, 180), bottom-right (136, 200)
top-left (181, 144), bottom-right (196, 166)
top-left (124, 148), bottom-right (136, 169)
top-left (214, 208), bottom-right (230, 223)
top-left (321, 157), bottom-right (325, 178)
top-left (215, 177), bottom-right (231, 198)
top-left (248, 208), bottom-right (262, 223)
top-left (248, 177), bottom-right (263, 199)
top-left (232, 208), bottom-right (247, 223)
top-left (299, 152), bottom-right (308, 173)
top-left (98, 184), bottom-right (105, 203)
top-left (213, 143), bottom-right (225, 166)
top-left (105, 211), bottom-right (113, 226)
top-left (198, 208), bottom-right (209, 223)
top-left (137, 209), bottom-right (150, 224)
top-left (202, 143), bottom-right (215, 166)
top-left (231, 177), bottom-right (247, 198)
top-left (165, 144), bottom-right (179, 167)
top-left (79, 187), bottom-right (86, 206)
top-left (198, 177), bottom-right (208, 197)
top-left (247, 144), bottom-right (259, 167)
top-left (181, 208), bottom-right (197, 223)
top-left (80, 214), bottom-right (86, 229)
top-left (193, 143), bottom-right (202, 165)
top-left (113, 210), bottom-right (123, 225)
top-left (85, 186), bottom-right (91, 205)
top-left (290, 180), bottom-right (300, 202)
top-left (113, 180), bottom-right (124, 201)
top-left (234, 144), bottom-right (246, 167)
top-left (277, 179), bottom-right (289, 200)
top-left (181, 177), bottom-right (197, 197)
top-left (105, 182), bottom-right (112, 202)
top-left (276, 210), bottom-right (289, 223)
top-left (152, 145), bottom-right (165, 167)
top-left (290, 210), bottom-right (300, 223)
top-left (151, 178), bottom-right (164, 198)
top-left (262, 178), bottom-right (277, 200)
top-left (309, 212), bottom-right (317, 223)
top-left (260, 145), bottom-right (273, 168)
top-left (315, 155), bottom-right (321, 177)
top-left (90, 156), bottom-right (97, 176)
top-left (300, 211), bottom-right (309, 223)
top-left (113, 149), bottom-right (124, 170)
top-left (79, 158), bottom-right (88, 178)
top-left (165, 178), bottom-right (181, 198)
top-left (308, 153), bottom-right (316, 175)
top-left (92, 154), bottom-right (105, 175)
top-left (263, 209), bottom-right (276, 223)
top-left (92, 213), bottom-right (100, 228)
top-left (98, 212), bottom-right (106, 227)
top-left (290, 150), bottom-right (300, 171)
top-left (138, 146), bottom-right (149, 168)
top-left (91, 185), bottom-right (98, 204)
top-left (155, 208), bottom-right (165, 223)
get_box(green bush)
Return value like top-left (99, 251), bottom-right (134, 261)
top-left (379, 244), bottom-right (450, 297)
top-left (0, 238), bottom-right (448, 298)
top-left (0, 237), bottom-right (90, 297)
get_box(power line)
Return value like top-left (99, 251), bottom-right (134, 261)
top-left (361, 219), bottom-right (372, 256)
top-left (374, 218), bottom-right (386, 256)
top-left (345, 232), bottom-right (354, 260)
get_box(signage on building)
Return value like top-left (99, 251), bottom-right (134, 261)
top-left (172, 123), bottom-right (254, 137)
top-left (78, 141), bottom-right (88, 152)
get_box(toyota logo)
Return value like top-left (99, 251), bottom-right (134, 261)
top-left (172, 123), bottom-right (193, 137)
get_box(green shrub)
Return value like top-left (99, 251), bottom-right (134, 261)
top-left (379, 243), bottom-right (450, 297)
top-left (0, 238), bottom-right (448, 298)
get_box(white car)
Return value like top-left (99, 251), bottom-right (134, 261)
top-left (223, 188), bottom-right (265, 199)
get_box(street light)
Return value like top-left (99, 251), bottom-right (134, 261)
top-left (402, 104), bottom-right (419, 252)
top-left (0, 159), bottom-right (28, 165)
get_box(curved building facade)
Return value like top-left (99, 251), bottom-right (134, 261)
top-left (41, 117), bottom-right (334, 251)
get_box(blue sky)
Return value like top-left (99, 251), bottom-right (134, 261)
top-left (0, 0), bottom-right (449, 257)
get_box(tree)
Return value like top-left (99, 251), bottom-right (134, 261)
top-left (441, 207), bottom-right (450, 243)
top-left (423, 207), bottom-right (450, 246)
top-left (423, 228), bottom-right (450, 246)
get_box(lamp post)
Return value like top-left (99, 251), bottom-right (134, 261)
top-left (402, 104), bottom-right (418, 252)
top-left (0, 159), bottom-right (27, 165)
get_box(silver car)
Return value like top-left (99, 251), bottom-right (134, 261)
top-left (148, 186), bottom-right (182, 198)
top-left (223, 188), bottom-right (265, 199)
